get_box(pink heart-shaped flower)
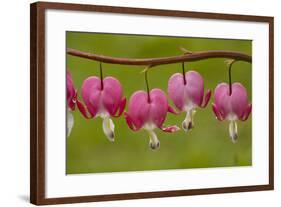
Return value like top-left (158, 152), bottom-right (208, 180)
top-left (78, 76), bottom-right (126, 141)
top-left (212, 82), bottom-right (252, 142)
top-left (125, 88), bottom-right (179, 150)
top-left (168, 70), bottom-right (211, 132)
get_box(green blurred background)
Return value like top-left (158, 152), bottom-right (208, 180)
top-left (66, 32), bottom-right (252, 174)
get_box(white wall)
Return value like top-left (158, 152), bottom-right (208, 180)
top-left (0, 0), bottom-right (279, 206)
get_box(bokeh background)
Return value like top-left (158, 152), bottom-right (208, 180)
top-left (66, 32), bottom-right (252, 174)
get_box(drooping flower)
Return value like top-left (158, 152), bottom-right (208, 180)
top-left (168, 70), bottom-right (211, 132)
top-left (212, 82), bottom-right (252, 143)
top-left (66, 71), bottom-right (77, 137)
top-left (125, 88), bottom-right (179, 150)
top-left (77, 76), bottom-right (126, 142)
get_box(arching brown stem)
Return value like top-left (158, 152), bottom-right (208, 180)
top-left (67, 48), bottom-right (252, 66)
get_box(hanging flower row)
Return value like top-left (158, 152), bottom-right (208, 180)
top-left (67, 60), bottom-right (252, 150)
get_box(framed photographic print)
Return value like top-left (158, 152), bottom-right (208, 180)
top-left (30, 1), bottom-right (274, 205)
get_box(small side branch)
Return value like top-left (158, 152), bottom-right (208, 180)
top-left (67, 48), bottom-right (252, 66)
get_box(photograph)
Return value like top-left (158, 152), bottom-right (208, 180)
top-left (66, 32), bottom-right (252, 174)
top-left (29, 2), bottom-right (273, 204)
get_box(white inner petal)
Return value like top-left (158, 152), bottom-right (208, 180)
top-left (183, 101), bottom-right (195, 112)
top-left (229, 120), bottom-right (238, 143)
top-left (143, 122), bottom-right (156, 131)
top-left (182, 109), bottom-right (196, 132)
top-left (102, 116), bottom-right (115, 142)
top-left (143, 123), bottom-right (160, 150)
top-left (67, 109), bottom-right (74, 137)
top-left (227, 113), bottom-right (238, 121)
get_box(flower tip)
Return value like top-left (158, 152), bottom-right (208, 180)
top-left (182, 120), bottom-right (193, 132)
top-left (107, 131), bottom-right (115, 142)
top-left (147, 130), bottom-right (160, 150)
top-left (105, 131), bottom-right (115, 142)
top-left (231, 133), bottom-right (238, 143)
top-left (149, 140), bottom-right (160, 150)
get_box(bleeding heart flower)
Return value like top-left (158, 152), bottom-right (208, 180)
top-left (125, 88), bottom-right (179, 150)
top-left (77, 76), bottom-right (126, 142)
top-left (212, 82), bottom-right (252, 143)
top-left (66, 71), bottom-right (77, 137)
top-left (168, 70), bottom-right (211, 132)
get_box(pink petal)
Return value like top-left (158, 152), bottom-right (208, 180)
top-left (200, 89), bottom-right (212, 108)
top-left (168, 105), bottom-right (180, 114)
top-left (81, 76), bottom-right (101, 116)
top-left (77, 99), bottom-right (94, 119)
top-left (126, 89), bottom-right (170, 130)
top-left (102, 77), bottom-right (123, 116)
top-left (184, 71), bottom-right (205, 106)
top-left (168, 71), bottom-right (205, 111)
top-left (231, 83), bottom-right (249, 119)
top-left (67, 71), bottom-right (76, 109)
top-left (212, 103), bottom-right (224, 121)
top-left (214, 82), bottom-right (251, 120)
top-left (88, 90), bottom-right (102, 117)
top-left (149, 89), bottom-right (169, 128)
top-left (68, 90), bottom-right (77, 111)
top-left (161, 125), bottom-right (180, 133)
top-left (81, 76), bottom-right (124, 117)
top-left (241, 103), bottom-right (252, 121)
top-left (124, 112), bottom-right (139, 131)
top-left (112, 97), bottom-right (127, 118)
top-left (168, 73), bottom-right (186, 110)
top-left (127, 90), bottom-right (150, 129)
top-left (214, 83), bottom-right (232, 116)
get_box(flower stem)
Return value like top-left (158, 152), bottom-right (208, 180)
top-left (227, 60), bottom-right (235, 95)
top-left (145, 69), bottom-right (151, 103)
top-left (100, 62), bottom-right (104, 90)
top-left (182, 62), bottom-right (187, 85)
